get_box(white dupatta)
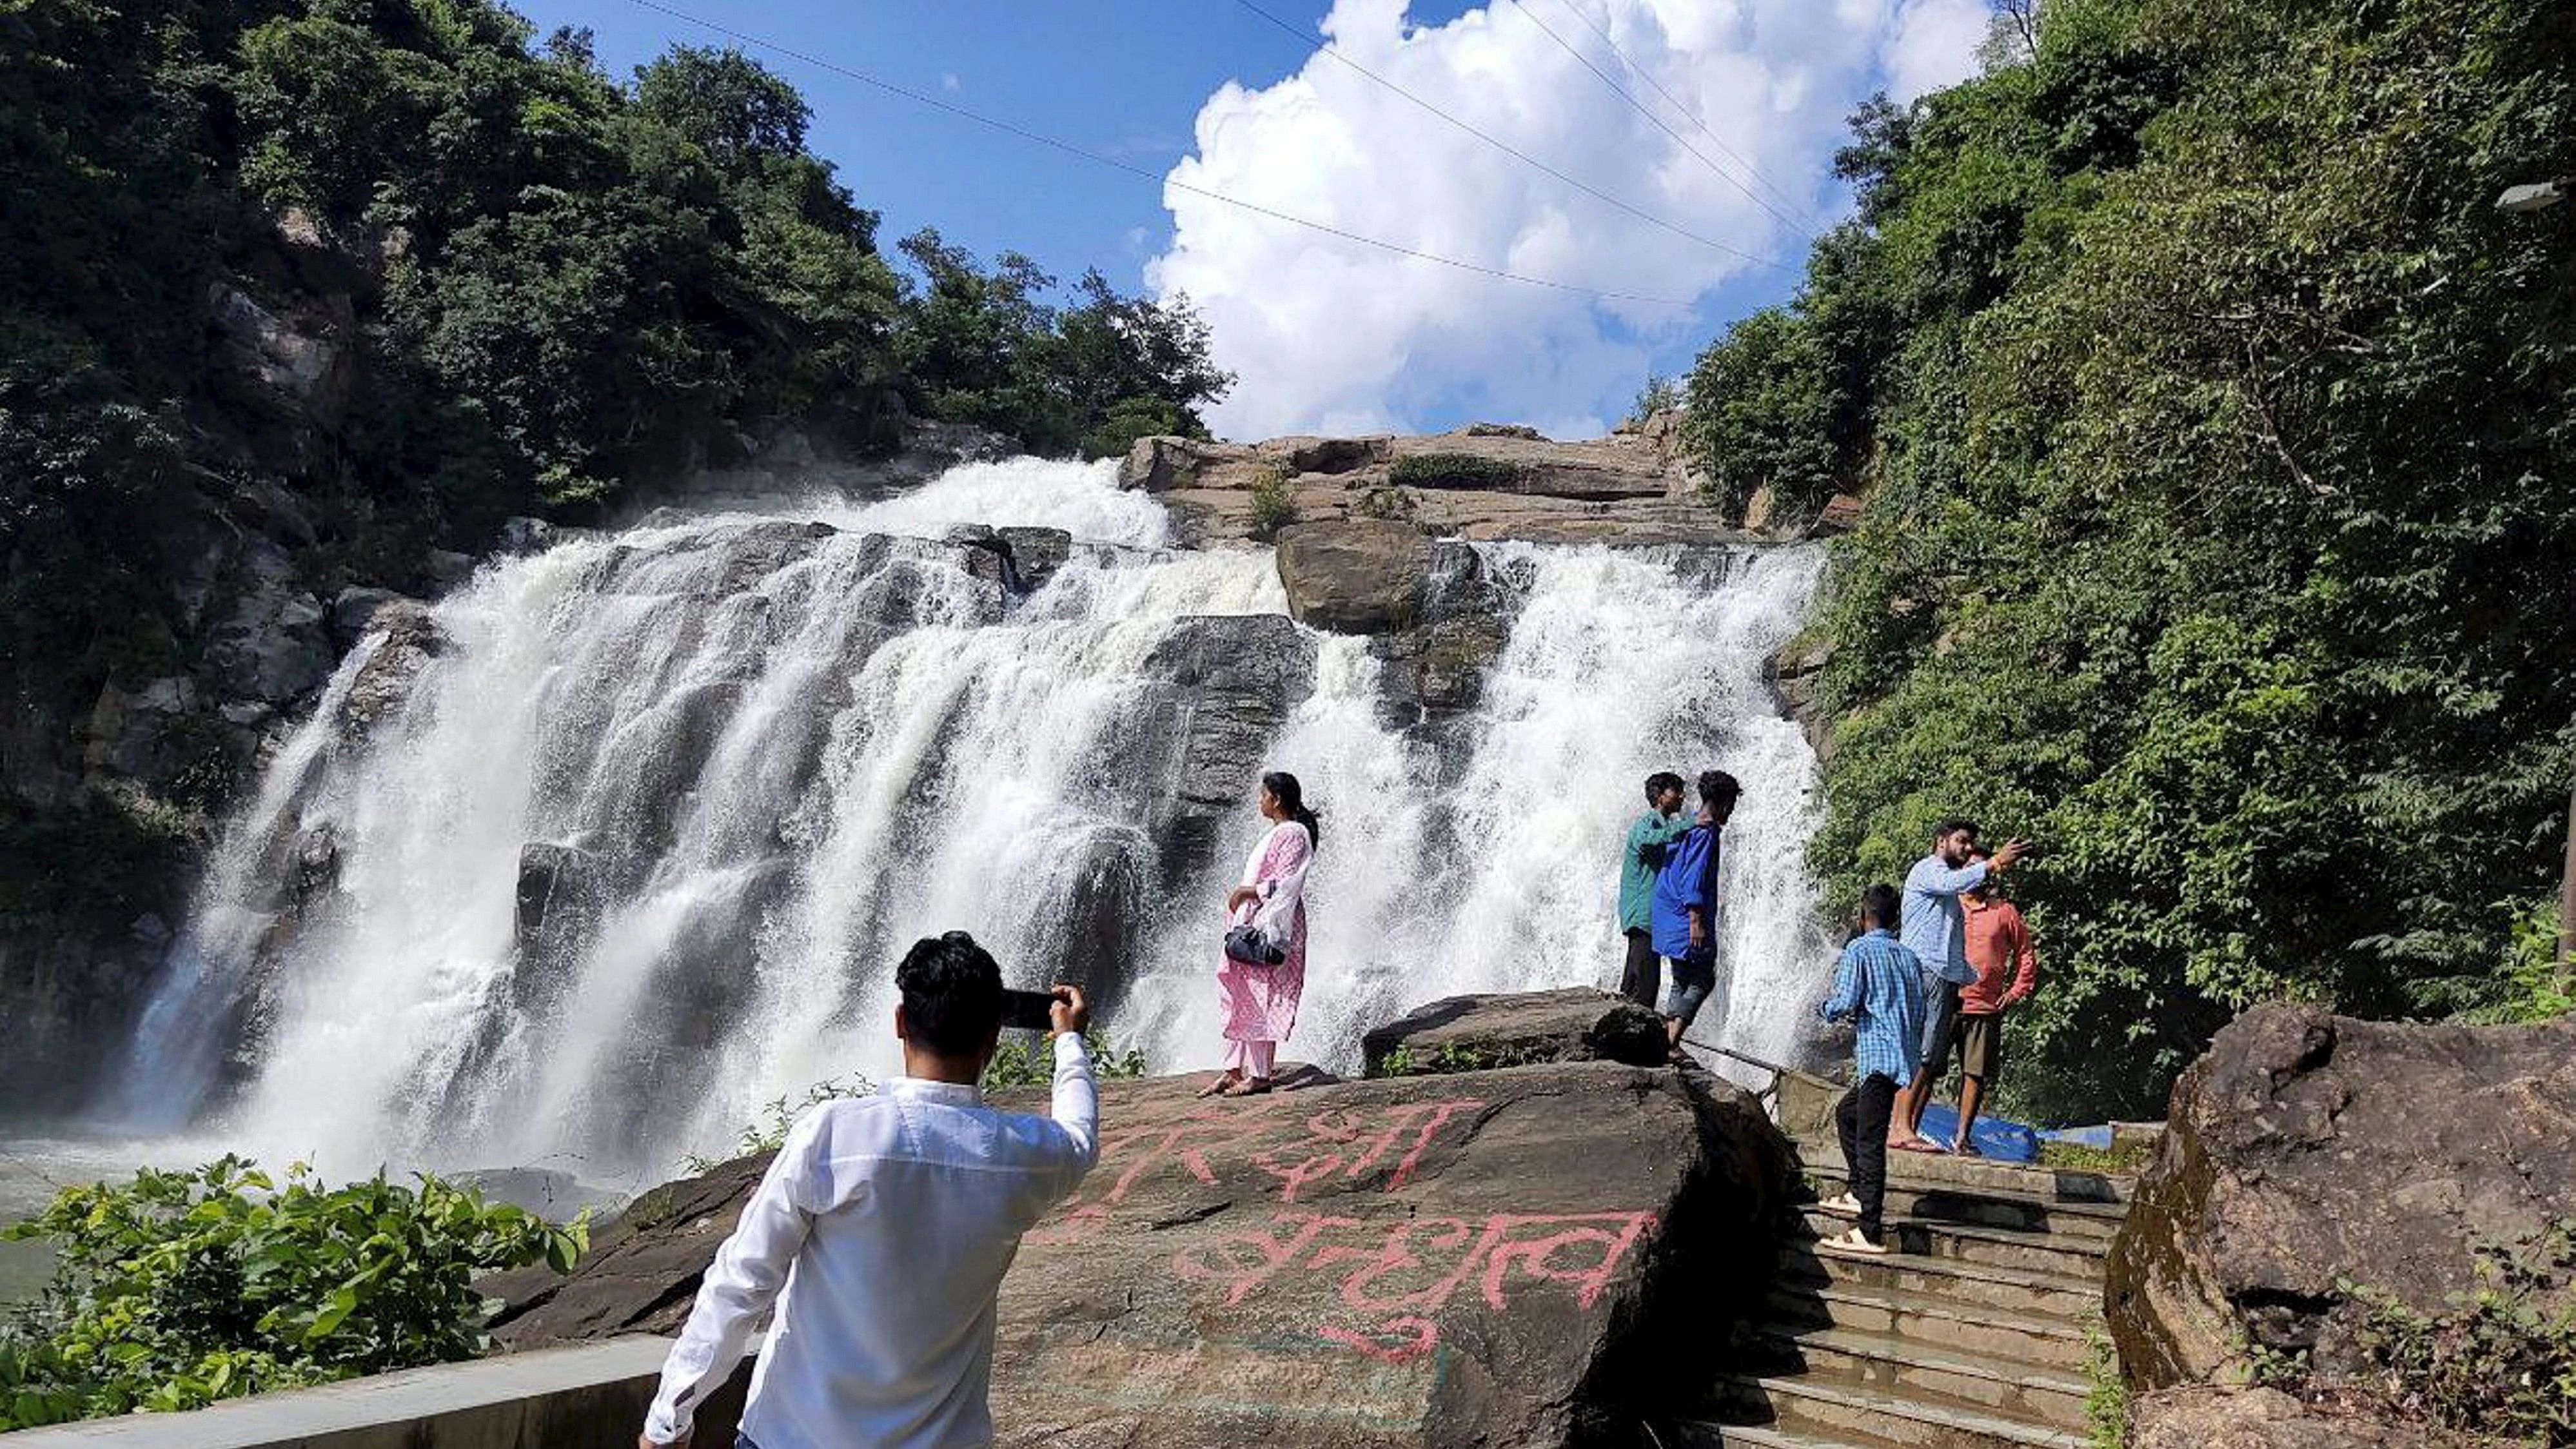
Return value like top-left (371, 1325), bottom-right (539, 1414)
top-left (1234, 820), bottom-right (1312, 947)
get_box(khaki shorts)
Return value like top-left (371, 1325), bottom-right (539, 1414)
top-left (1944, 1010), bottom-right (2003, 1081)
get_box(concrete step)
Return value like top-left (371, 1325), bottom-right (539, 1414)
top-left (1746, 1325), bottom-right (2090, 1432)
top-left (1795, 1206), bottom-right (2107, 1279)
top-left (1778, 1238), bottom-right (2103, 1324)
top-left (1702, 1373), bottom-right (2089, 1449)
top-left (1660, 1421), bottom-right (1873, 1449)
top-left (1764, 1277), bottom-right (2096, 1372)
top-left (1791, 1135), bottom-right (2130, 1207)
top-left (1797, 1165), bottom-right (2130, 1245)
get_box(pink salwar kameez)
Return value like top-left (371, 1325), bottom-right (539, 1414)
top-left (1215, 820), bottom-right (1312, 1076)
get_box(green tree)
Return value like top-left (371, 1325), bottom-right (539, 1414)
top-left (1681, 307), bottom-right (1837, 522)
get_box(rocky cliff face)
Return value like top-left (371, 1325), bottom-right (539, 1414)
top-left (1119, 420), bottom-right (1780, 549)
top-left (0, 213), bottom-right (1019, 1119)
top-left (486, 990), bottom-right (1793, 1449)
top-left (2105, 1001), bottom-right (2576, 1442)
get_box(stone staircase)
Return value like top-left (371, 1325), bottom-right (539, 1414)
top-left (1674, 1134), bottom-right (2131, 1449)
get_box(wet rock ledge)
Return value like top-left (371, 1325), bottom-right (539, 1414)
top-left (486, 989), bottom-right (1793, 1449)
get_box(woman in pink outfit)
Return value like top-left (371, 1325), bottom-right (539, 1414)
top-left (1201, 771), bottom-right (1320, 1098)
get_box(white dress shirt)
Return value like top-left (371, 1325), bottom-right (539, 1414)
top-left (643, 1034), bottom-right (1099, 1448)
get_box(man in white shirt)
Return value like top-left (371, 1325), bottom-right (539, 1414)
top-left (638, 931), bottom-right (1100, 1449)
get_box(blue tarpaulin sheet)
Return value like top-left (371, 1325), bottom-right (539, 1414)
top-left (1911, 1102), bottom-right (2040, 1163)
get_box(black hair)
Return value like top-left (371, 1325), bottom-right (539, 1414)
top-left (1644, 771), bottom-right (1686, 804)
top-left (1932, 816), bottom-right (1979, 843)
top-left (896, 930), bottom-right (1003, 1057)
top-left (1860, 883), bottom-right (1902, 929)
top-left (1697, 769), bottom-right (1742, 820)
top-left (1263, 770), bottom-right (1322, 851)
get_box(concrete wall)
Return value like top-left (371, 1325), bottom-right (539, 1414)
top-left (7, 1339), bottom-right (749, 1449)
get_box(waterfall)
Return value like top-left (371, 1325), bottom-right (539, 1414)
top-left (114, 458), bottom-right (1829, 1183)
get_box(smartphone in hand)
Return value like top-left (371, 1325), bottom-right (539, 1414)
top-left (999, 988), bottom-right (1060, 1033)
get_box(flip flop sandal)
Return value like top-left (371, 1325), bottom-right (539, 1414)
top-left (1223, 1077), bottom-right (1274, 1097)
top-left (1195, 1073), bottom-right (1241, 1098)
top-left (1890, 1138), bottom-right (1942, 1153)
top-left (1817, 1192), bottom-right (1863, 1216)
top-left (1818, 1227), bottom-right (1891, 1256)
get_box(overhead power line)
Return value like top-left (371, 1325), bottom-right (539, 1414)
top-left (1539, 0), bottom-right (1826, 233)
top-left (1504, 0), bottom-right (1819, 242)
top-left (1226, 0), bottom-right (1787, 271)
top-left (624, 0), bottom-right (1708, 307)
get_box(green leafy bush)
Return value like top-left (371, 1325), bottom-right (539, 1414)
top-left (984, 1032), bottom-right (1149, 1091)
top-left (2083, 1332), bottom-right (2130, 1449)
top-left (0, 1157), bottom-right (585, 1430)
top-left (2337, 1219), bottom-right (2576, 1441)
top-left (682, 1074), bottom-right (878, 1174)
top-left (1352, 483), bottom-right (1417, 521)
top-left (1626, 373), bottom-right (1682, 428)
top-left (1246, 467), bottom-right (1297, 542)
top-left (1387, 453), bottom-right (1523, 490)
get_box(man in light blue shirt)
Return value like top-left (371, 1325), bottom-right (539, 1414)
top-left (1890, 819), bottom-right (2025, 1151)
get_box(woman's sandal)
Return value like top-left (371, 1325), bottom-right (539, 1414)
top-left (1196, 1071), bottom-right (1243, 1099)
top-left (1222, 1076), bottom-right (1274, 1098)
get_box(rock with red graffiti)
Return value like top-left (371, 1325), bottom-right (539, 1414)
top-left (486, 1003), bottom-right (1789, 1448)
top-left (995, 1059), bottom-right (1784, 1448)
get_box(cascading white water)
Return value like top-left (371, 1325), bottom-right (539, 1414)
top-left (116, 458), bottom-right (1829, 1185)
top-left (1125, 544), bottom-right (1833, 1073)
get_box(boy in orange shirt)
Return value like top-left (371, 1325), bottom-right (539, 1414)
top-left (1932, 851), bottom-right (2037, 1154)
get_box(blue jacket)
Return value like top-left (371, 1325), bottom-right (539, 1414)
top-left (1618, 810), bottom-right (1691, 934)
top-left (1649, 820), bottom-right (1723, 960)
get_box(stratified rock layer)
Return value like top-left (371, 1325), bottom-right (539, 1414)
top-left (2106, 1001), bottom-right (2576, 1388)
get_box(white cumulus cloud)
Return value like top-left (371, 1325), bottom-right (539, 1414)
top-left (1146, 0), bottom-right (1990, 440)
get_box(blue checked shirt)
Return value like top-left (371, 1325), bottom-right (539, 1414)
top-left (1818, 929), bottom-right (1929, 1084)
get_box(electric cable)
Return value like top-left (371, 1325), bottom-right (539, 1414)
top-left (1505, 0), bottom-right (1818, 242)
top-left (1539, 0), bottom-right (1827, 233)
top-left (1226, 0), bottom-right (1788, 270)
top-left (625, 0), bottom-right (1715, 306)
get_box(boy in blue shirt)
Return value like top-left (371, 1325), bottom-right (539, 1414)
top-left (1615, 771), bottom-right (1691, 1008)
top-left (1815, 883), bottom-right (1925, 1254)
top-left (1649, 769), bottom-right (1742, 1054)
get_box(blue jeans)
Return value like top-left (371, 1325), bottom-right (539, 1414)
top-left (1662, 950), bottom-right (1716, 1030)
top-left (1918, 971), bottom-right (1961, 1075)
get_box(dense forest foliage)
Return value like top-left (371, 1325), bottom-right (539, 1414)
top-left (1686, 0), bottom-right (2575, 1121)
top-left (0, 0), bottom-right (1225, 913)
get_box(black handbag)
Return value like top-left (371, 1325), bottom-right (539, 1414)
top-left (1224, 921), bottom-right (1287, 967)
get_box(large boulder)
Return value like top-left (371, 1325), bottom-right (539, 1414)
top-left (206, 542), bottom-right (333, 705)
top-left (2106, 1003), bottom-right (2576, 1390)
top-left (333, 598), bottom-right (447, 744)
top-left (1130, 615), bottom-right (1318, 884)
top-left (1368, 540), bottom-right (1521, 724)
top-left (491, 1032), bottom-right (1791, 1448)
top-left (1275, 520), bottom-right (1435, 635)
top-left (1362, 987), bottom-right (1669, 1076)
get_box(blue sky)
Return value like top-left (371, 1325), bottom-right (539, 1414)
top-left (505, 1), bottom-right (1990, 439)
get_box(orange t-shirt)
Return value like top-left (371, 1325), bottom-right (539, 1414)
top-left (1958, 896), bottom-right (2037, 1013)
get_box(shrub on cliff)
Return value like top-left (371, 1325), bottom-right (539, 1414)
top-left (0, 1157), bottom-right (585, 1429)
top-left (1388, 453), bottom-right (1524, 489)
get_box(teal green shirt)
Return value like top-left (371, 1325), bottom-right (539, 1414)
top-left (1618, 810), bottom-right (1691, 933)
